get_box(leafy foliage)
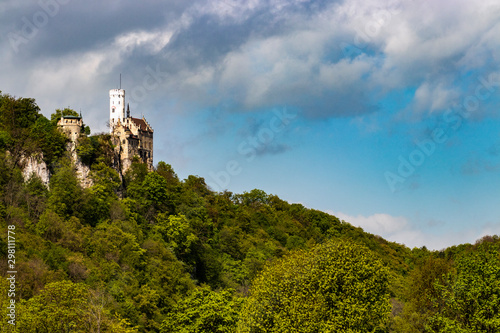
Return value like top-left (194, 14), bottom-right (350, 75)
top-left (0, 93), bottom-right (67, 166)
top-left (50, 107), bottom-right (79, 125)
top-left (426, 241), bottom-right (500, 332)
top-left (238, 240), bottom-right (391, 333)
top-left (1, 90), bottom-right (499, 333)
top-left (161, 286), bottom-right (243, 333)
top-left (77, 133), bottom-right (114, 166)
top-left (15, 280), bottom-right (138, 332)
top-left (18, 280), bottom-right (89, 332)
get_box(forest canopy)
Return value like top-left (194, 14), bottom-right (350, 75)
top-left (1, 91), bottom-right (499, 332)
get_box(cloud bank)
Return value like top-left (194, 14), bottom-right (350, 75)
top-left (333, 211), bottom-right (500, 250)
top-left (1, 0), bottom-right (499, 124)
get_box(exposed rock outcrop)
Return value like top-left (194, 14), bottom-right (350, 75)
top-left (19, 144), bottom-right (93, 189)
top-left (20, 154), bottom-right (51, 187)
top-left (67, 142), bottom-right (93, 189)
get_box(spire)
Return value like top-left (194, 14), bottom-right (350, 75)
top-left (127, 103), bottom-right (130, 118)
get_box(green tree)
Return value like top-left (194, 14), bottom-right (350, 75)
top-left (156, 161), bottom-right (180, 186)
top-left (156, 161), bottom-right (182, 213)
top-left (76, 135), bottom-right (98, 166)
top-left (29, 116), bottom-right (67, 165)
top-left (0, 93), bottom-right (41, 131)
top-left (183, 175), bottom-right (211, 197)
top-left (50, 108), bottom-right (80, 125)
top-left (154, 213), bottom-right (198, 257)
top-left (18, 280), bottom-right (88, 332)
top-left (16, 280), bottom-right (139, 333)
top-left (47, 164), bottom-right (83, 218)
top-left (77, 134), bottom-right (116, 167)
top-left (84, 162), bottom-right (121, 223)
top-left (125, 159), bottom-right (149, 185)
top-left (22, 174), bottom-right (49, 221)
top-left (0, 130), bottom-right (13, 149)
top-left (161, 285), bottom-right (243, 333)
top-left (0, 93), bottom-right (48, 164)
top-left (426, 242), bottom-right (500, 332)
top-left (86, 222), bottom-right (145, 273)
top-left (391, 256), bottom-right (450, 333)
top-left (143, 172), bottom-right (169, 210)
top-left (238, 240), bottom-right (391, 333)
top-left (126, 170), bottom-right (174, 221)
top-left (140, 237), bottom-right (195, 310)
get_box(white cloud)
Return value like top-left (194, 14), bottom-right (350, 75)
top-left (115, 30), bottom-right (173, 54)
top-left (329, 211), bottom-right (500, 250)
top-left (191, 0), bottom-right (262, 22)
top-left (411, 82), bottom-right (460, 115)
top-left (175, 0), bottom-right (500, 118)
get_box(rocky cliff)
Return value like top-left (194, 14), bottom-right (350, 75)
top-left (19, 143), bottom-right (93, 189)
top-left (20, 154), bottom-right (50, 187)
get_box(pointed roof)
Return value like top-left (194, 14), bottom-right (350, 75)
top-left (131, 117), bottom-right (153, 133)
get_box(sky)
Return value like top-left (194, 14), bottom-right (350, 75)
top-left (1, 0), bottom-right (499, 250)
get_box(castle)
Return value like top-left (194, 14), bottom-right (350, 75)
top-left (57, 114), bottom-right (83, 142)
top-left (109, 88), bottom-right (154, 172)
top-left (57, 88), bottom-right (154, 174)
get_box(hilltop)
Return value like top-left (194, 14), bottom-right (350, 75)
top-left (1, 91), bottom-right (499, 332)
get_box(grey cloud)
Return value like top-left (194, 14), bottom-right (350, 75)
top-left (1, 0), bottom-right (500, 125)
top-left (461, 154), bottom-right (500, 175)
top-left (255, 142), bottom-right (291, 157)
top-left (3, 0), bottom-right (193, 59)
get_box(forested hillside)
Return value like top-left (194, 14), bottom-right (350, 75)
top-left (1, 91), bottom-right (499, 332)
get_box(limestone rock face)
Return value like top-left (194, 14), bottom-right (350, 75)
top-left (19, 145), bottom-right (93, 189)
top-left (67, 142), bottom-right (93, 189)
top-left (20, 154), bottom-right (50, 186)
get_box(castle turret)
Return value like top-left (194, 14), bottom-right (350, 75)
top-left (57, 115), bottom-right (83, 142)
top-left (109, 88), bottom-right (125, 132)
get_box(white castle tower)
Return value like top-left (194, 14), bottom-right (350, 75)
top-left (109, 88), bottom-right (125, 131)
top-left (109, 87), bottom-right (154, 172)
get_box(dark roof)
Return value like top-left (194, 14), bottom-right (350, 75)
top-left (131, 117), bottom-right (153, 132)
top-left (61, 115), bottom-right (81, 119)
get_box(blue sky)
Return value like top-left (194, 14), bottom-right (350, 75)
top-left (1, 0), bottom-right (499, 249)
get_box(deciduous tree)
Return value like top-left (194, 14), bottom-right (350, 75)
top-left (238, 240), bottom-right (391, 333)
top-left (161, 285), bottom-right (243, 333)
